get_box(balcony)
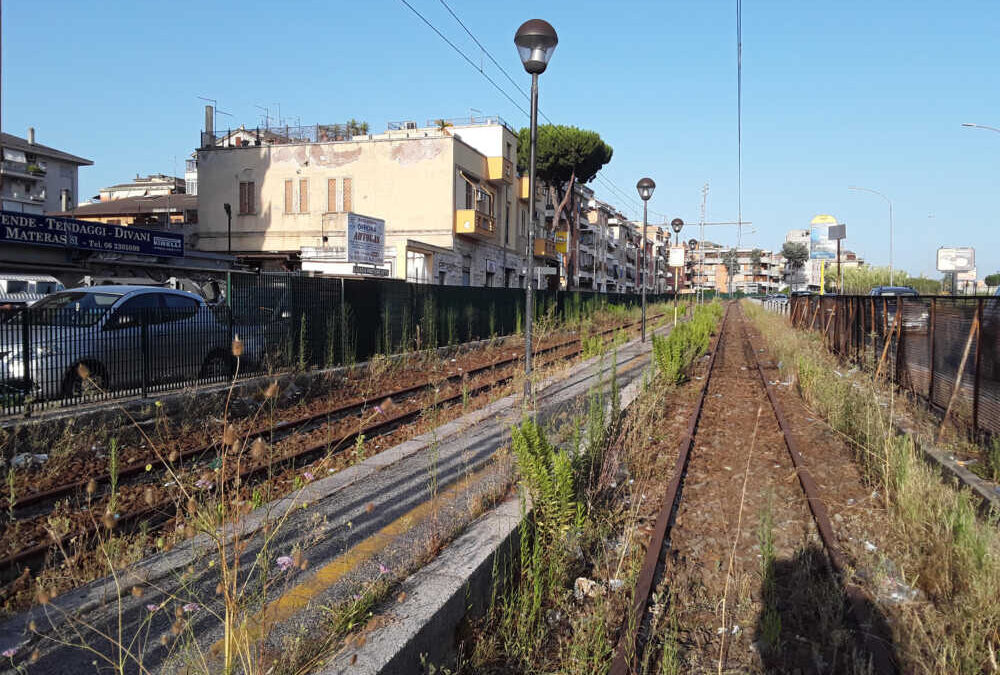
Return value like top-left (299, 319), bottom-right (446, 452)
top-left (454, 209), bottom-right (496, 240)
top-left (1, 160), bottom-right (46, 180)
top-left (487, 157), bottom-right (514, 183)
top-left (534, 238), bottom-right (558, 259)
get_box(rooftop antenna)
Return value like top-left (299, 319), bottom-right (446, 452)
top-left (197, 96), bottom-right (232, 142)
top-left (255, 105), bottom-right (272, 128)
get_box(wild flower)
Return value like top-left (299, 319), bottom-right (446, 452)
top-left (2, 648), bottom-right (16, 658)
top-left (195, 479), bottom-right (214, 490)
top-left (378, 563), bottom-right (390, 575)
top-left (146, 603), bottom-right (161, 612)
top-left (303, 471), bottom-right (314, 482)
top-left (182, 603), bottom-right (199, 613)
top-left (276, 556), bottom-right (295, 571)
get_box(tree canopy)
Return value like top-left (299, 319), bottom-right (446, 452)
top-left (781, 242), bottom-right (809, 269)
top-left (985, 272), bottom-right (1000, 288)
top-left (516, 125), bottom-right (613, 185)
top-left (841, 266), bottom-right (942, 294)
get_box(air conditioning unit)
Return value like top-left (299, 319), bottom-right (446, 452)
top-left (404, 121), bottom-right (418, 130)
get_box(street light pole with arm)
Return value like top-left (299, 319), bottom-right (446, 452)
top-left (848, 185), bottom-right (893, 285)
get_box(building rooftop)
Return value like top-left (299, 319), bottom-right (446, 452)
top-left (52, 193), bottom-right (197, 217)
top-left (1, 132), bottom-right (93, 166)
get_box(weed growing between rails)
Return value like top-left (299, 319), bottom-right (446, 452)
top-left (652, 301), bottom-right (723, 383)
top-left (745, 300), bottom-right (1000, 673)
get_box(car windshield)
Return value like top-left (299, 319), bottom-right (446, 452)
top-left (30, 291), bottom-right (122, 326)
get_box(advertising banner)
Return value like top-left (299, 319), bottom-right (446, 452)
top-left (936, 247), bottom-right (975, 272)
top-left (809, 214), bottom-right (837, 260)
top-left (0, 210), bottom-right (184, 257)
top-left (554, 229), bottom-right (568, 254)
top-left (347, 213), bottom-right (385, 264)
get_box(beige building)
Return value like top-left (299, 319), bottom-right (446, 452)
top-left (196, 116), bottom-right (555, 287)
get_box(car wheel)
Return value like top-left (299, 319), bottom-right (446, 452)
top-left (62, 363), bottom-right (105, 399)
top-left (200, 352), bottom-right (233, 379)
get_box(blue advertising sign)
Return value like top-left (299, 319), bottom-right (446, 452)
top-left (0, 210), bottom-right (184, 257)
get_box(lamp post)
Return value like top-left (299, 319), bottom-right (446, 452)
top-left (962, 122), bottom-right (1000, 134)
top-left (670, 218), bottom-right (684, 296)
top-left (636, 177), bottom-right (655, 342)
top-left (515, 18), bottom-right (558, 402)
top-left (223, 202), bottom-right (232, 255)
top-left (848, 186), bottom-right (893, 285)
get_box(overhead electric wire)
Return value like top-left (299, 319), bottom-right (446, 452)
top-left (400, 0), bottom-right (640, 217)
top-left (397, 0), bottom-right (531, 118)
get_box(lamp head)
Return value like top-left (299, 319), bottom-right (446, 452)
top-left (515, 20), bottom-right (558, 74)
top-left (223, 203), bottom-right (232, 217)
top-left (671, 217), bottom-right (684, 234)
top-left (636, 177), bottom-right (655, 201)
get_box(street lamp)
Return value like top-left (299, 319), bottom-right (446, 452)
top-left (670, 218), bottom-right (684, 297)
top-left (515, 18), bottom-right (558, 403)
top-left (848, 185), bottom-right (893, 285)
top-left (636, 177), bottom-right (655, 342)
top-left (223, 202), bottom-right (232, 255)
top-left (962, 122), bottom-right (1000, 134)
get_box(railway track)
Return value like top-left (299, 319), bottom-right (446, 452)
top-left (610, 302), bottom-right (897, 675)
top-left (0, 311), bottom-right (664, 588)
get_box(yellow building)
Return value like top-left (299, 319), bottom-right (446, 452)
top-left (196, 117), bottom-right (551, 287)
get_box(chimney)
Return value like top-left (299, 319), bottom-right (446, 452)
top-left (27, 127), bottom-right (35, 145)
top-left (202, 105), bottom-right (215, 148)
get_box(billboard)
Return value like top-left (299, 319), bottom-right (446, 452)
top-left (936, 247), bottom-right (975, 272)
top-left (0, 210), bottom-right (184, 257)
top-left (346, 213), bottom-right (385, 264)
top-left (809, 214), bottom-right (838, 260)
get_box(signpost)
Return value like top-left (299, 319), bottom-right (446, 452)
top-left (937, 247), bottom-right (975, 296)
top-left (828, 223), bottom-right (846, 293)
top-left (0, 210), bottom-right (184, 257)
top-left (346, 213), bottom-right (385, 265)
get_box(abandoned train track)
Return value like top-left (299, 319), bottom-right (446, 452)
top-left (0, 312), bottom-right (663, 590)
top-left (610, 302), bottom-right (898, 675)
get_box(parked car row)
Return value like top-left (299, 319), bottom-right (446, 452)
top-left (0, 286), bottom-right (289, 401)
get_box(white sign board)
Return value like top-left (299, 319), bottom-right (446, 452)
top-left (668, 247), bottom-right (685, 268)
top-left (937, 247), bottom-right (975, 272)
top-left (957, 268), bottom-right (977, 282)
top-left (347, 213), bottom-right (385, 264)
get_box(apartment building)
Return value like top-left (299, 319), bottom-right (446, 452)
top-left (690, 244), bottom-right (783, 294)
top-left (197, 115), bottom-right (553, 287)
top-left (1, 128), bottom-right (92, 214)
top-left (99, 174), bottom-right (185, 201)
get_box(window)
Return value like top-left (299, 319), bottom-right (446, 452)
top-left (520, 210), bottom-right (526, 237)
top-left (462, 255), bottom-right (472, 287)
top-left (239, 181), bottom-right (256, 215)
top-left (327, 178), bottom-right (337, 212)
top-left (343, 177), bottom-right (353, 212)
top-left (162, 294), bottom-right (199, 321)
top-left (439, 270), bottom-right (447, 285)
top-left (107, 293), bottom-right (163, 329)
top-left (299, 179), bottom-right (309, 213)
top-left (485, 270), bottom-right (495, 287)
top-left (284, 180), bottom-right (293, 214)
top-left (465, 181), bottom-right (474, 209)
top-left (505, 202), bottom-right (511, 244)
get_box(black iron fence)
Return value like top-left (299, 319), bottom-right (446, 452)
top-left (788, 295), bottom-right (1000, 439)
top-left (0, 274), bottom-right (673, 417)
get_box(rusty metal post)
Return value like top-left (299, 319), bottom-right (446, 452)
top-left (973, 297), bottom-right (983, 434)
top-left (928, 298), bottom-right (936, 405)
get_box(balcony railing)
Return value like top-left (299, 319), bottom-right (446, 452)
top-left (487, 157), bottom-right (514, 183)
top-left (1, 160), bottom-right (45, 179)
top-left (454, 209), bottom-right (496, 240)
top-left (533, 238), bottom-right (558, 258)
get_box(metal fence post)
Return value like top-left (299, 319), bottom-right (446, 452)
top-left (141, 308), bottom-right (150, 399)
top-left (929, 298), bottom-right (936, 405)
top-left (20, 307), bottom-right (31, 409)
top-left (973, 297), bottom-right (983, 435)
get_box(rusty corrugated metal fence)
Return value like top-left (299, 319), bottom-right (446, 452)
top-left (788, 295), bottom-right (999, 438)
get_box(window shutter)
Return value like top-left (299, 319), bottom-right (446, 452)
top-left (247, 181), bottom-right (255, 214)
top-left (299, 179), bottom-right (309, 213)
top-left (343, 177), bottom-right (352, 213)
top-left (284, 180), bottom-right (293, 214)
top-left (238, 182), bottom-right (247, 214)
top-left (327, 178), bottom-right (337, 212)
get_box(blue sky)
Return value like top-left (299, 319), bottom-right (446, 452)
top-left (3, 0), bottom-right (997, 278)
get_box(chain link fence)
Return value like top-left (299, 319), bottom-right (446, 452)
top-left (788, 295), bottom-right (1000, 439)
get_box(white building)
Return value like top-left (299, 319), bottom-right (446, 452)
top-left (1, 128), bottom-right (92, 214)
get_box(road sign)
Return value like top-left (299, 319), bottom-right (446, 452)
top-left (828, 224), bottom-right (846, 240)
top-left (669, 247), bottom-right (685, 268)
top-left (936, 246), bottom-right (975, 272)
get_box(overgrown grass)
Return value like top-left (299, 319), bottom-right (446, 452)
top-left (744, 300), bottom-right (1000, 674)
top-left (651, 302), bottom-right (722, 383)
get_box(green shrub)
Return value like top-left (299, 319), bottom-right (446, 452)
top-left (652, 302), bottom-right (722, 383)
